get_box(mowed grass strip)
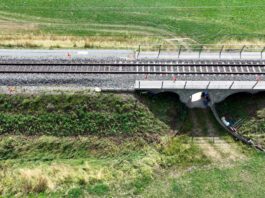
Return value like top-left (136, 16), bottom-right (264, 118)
top-left (0, 0), bottom-right (265, 46)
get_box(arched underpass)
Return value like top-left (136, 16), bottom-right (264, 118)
top-left (135, 80), bottom-right (265, 107)
top-left (214, 92), bottom-right (265, 152)
top-left (137, 89), bottom-right (265, 152)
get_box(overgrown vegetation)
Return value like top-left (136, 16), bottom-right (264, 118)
top-left (0, 91), bottom-right (263, 197)
top-left (216, 92), bottom-right (265, 147)
top-left (0, 93), bottom-right (168, 136)
top-left (0, 135), bottom-right (208, 196)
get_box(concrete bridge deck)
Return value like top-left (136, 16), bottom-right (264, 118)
top-left (135, 80), bottom-right (265, 107)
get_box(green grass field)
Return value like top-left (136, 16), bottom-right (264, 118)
top-left (0, 0), bottom-right (265, 49)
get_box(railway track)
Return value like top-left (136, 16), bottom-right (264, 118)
top-left (0, 59), bottom-right (264, 75)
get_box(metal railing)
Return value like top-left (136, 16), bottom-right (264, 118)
top-left (136, 44), bottom-right (265, 59)
top-left (135, 80), bottom-right (265, 90)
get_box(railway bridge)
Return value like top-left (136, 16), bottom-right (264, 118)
top-left (0, 49), bottom-right (265, 108)
top-left (134, 80), bottom-right (265, 108)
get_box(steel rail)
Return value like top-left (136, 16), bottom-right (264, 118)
top-left (0, 71), bottom-right (265, 76)
top-left (0, 70), bottom-right (264, 75)
top-left (0, 59), bottom-right (264, 65)
top-left (0, 63), bottom-right (264, 66)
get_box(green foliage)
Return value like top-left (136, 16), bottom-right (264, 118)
top-left (161, 136), bottom-right (209, 167)
top-left (0, 134), bottom-right (209, 197)
top-left (0, 135), bottom-right (147, 160)
top-left (131, 175), bottom-right (152, 195)
top-left (67, 188), bottom-right (84, 198)
top-left (170, 153), bottom-right (265, 198)
top-left (0, 93), bottom-right (168, 136)
top-left (87, 182), bottom-right (109, 196)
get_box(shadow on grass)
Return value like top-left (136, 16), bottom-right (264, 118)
top-left (135, 91), bottom-right (188, 131)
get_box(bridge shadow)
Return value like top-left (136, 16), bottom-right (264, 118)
top-left (216, 91), bottom-right (265, 119)
top-left (135, 91), bottom-right (188, 131)
top-left (135, 90), bottom-right (265, 145)
top-left (182, 108), bottom-right (229, 138)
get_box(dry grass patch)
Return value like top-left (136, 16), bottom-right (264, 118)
top-left (215, 39), bottom-right (265, 51)
top-left (0, 163), bottom-right (112, 195)
top-left (0, 34), bottom-right (164, 49)
top-left (19, 169), bottom-right (51, 194)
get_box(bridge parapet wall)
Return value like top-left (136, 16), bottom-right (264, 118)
top-left (135, 80), bottom-right (265, 105)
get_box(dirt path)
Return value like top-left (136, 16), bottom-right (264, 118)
top-left (204, 110), bottom-right (246, 161)
top-left (190, 110), bottom-right (223, 162)
top-left (190, 109), bottom-right (245, 163)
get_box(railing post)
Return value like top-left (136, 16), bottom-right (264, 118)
top-left (137, 45), bottom-right (141, 59)
top-left (240, 45), bottom-right (246, 59)
top-left (206, 81), bottom-right (211, 89)
top-left (229, 81), bottom-right (235, 89)
top-left (219, 45), bottom-right (224, 59)
top-left (261, 46), bottom-right (265, 59)
top-left (157, 45), bottom-right (161, 59)
top-left (253, 76), bottom-right (261, 89)
top-left (138, 81), bottom-right (141, 89)
top-left (252, 81), bottom-right (259, 89)
top-left (161, 81), bottom-right (164, 89)
top-left (199, 45), bottom-right (203, 59)
top-left (184, 81), bottom-right (187, 89)
top-left (178, 45), bottom-right (183, 59)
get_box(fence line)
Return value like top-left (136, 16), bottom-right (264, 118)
top-left (136, 44), bottom-right (265, 60)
